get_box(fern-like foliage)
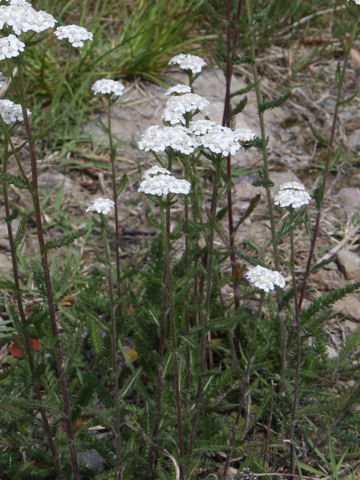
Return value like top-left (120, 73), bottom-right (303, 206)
top-left (259, 91), bottom-right (291, 113)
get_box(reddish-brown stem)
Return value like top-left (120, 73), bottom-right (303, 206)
top-left (21, 104), bottom-right (80, 480)
top-left (2, 140), bottom-right (62, 478)
top-left (286, 38), bottom-right (355, 354)
top-left (222, 0), bottom-right (243, 342)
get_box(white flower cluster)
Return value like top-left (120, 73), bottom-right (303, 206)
top-left (348, 0), bottom-right (360, 5)
top-left (138, 125), bottom-right (196, 155)
top-left (245, 265), bottom-right (286, 293)
top-left (165, 84), bottom-right (192, 96)
top-left (197, 124), bottom-right (243, 157)
top-left (274, 182), bottom-right (311, 209)
top-left (169, 54), bottom-right (206, 74)
top-left (165, 93), bottom-right (209, 115)
top-left (0, 1), bottom-right (56, 35)
top-left (0, 99), bottom-right (30, 124)
top-left (163, 93), bottom-right (209, 125)
top-left (234, 127), bottom-right (257, 142)
top-left (54, 25), bottom-right (93, 48)
top-left (0, 34), bottom-right (25, 60)
top-left (138, 167), bottom-right (191, 196)
top-left (189, 119), bottom-right (216, 135)
top-left (92, 79), bottom-right (125, 97)
top-left (142, 165), bottom-right (171, 178)
top-left (86, 198), bottom-right (114, 215)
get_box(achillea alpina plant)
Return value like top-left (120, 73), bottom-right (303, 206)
top-left (1, 0), bottom-right (360, 478)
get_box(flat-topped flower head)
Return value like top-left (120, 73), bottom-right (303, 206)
top-left (234, 127), bottom-right (256, 142)
top-left (86, 198), bottom-right (114, 215)
top-left (165, 93), bottom-right (209, 115)
top-left (92, 79), bottom-right (125, 97)
top-left (169, 54), bottom-right (206, 74)
top-left (0, 1), bottom-right (56, 35)
top-left (165, 84), bottom-right (192, 96)
top-left (0, 34), bottom-right (25, 59)
top-left (162, 93), bottom-right (209, 125)
top-left (274, 182), bottom-right (311, 209)
top-left (138, 125), bottom-right (196, 155)
top-left (54, 25), bottom-right (93, 47)
top-left (197, 124), bottom-right (242, 157)
top-left (189, 119), bottom-right (216, 136)
top-left (245, 265), bottom-right (286, 293)
top-left (162, 108), bottom-right (186, 126)
top-left (0, 99), bottom-right (30, 124)
top-left (138, 171), bottom-right (191, 196)
top-left (142, 166), bottom-right (171, 179)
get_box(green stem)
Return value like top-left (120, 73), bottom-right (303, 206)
top-left (189, 155), bottom-right (224, 455)
top-left (164, 202), bottom-right (185, 478)
top-left (222, 292), bottom-right (264, 479)
top-left (244, 0), bottom-right (285, 392)
top-left (288, 209), bottom-right (301, 473)
top-left (100, 214), bottom-right (122, 479)
top-left (148, 203), bottom-right (168, 477)
top-left (107, 97), bottom-right (123, 323)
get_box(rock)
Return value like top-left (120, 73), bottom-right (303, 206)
top-left (335, 187), bottom-right (360, 213)
top-left (323, 261), bottom-right (338, 271)
top-left (38, 172), bottom-right (73, 195)
top-left (79, 449), bottom-right (106, 472)
top-left (333, 294), bottom-right (360, 321)
top-left (345, 319), bottom-right (359, 333)
top-left (269, 171), bottom-right (303, 190)
top-left (234, 175), bottom-right (264, 201)
top-left (0, 251), bottom-right (13, 272)
top-left (0, 219), bottom-right (20, 250)
top-left (337, 250), bottom-right (360, 280)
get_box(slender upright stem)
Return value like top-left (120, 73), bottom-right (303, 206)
top-left (2, 132), bottom-right (62, 479)
top-left (297, 20), bottom-right (359, 310)
top-left (100, 215), bottom-right (122, 479)
top-left (163, 203), bottom-right (185, 478)
top-left (107, 98), bottom-right (123, 319)
top-left (222, 0), bottom-right (244, 357)
top-left (184, 197), bottom-right (191, 409)
top-left (244, 0), bottom-right (285, 391)
top-left (17, 55), bottom-right (80, 480)
top-left (222, 292), bottom-right (264, 478)
top-left (189, 156), bottom-right (223, 454)
top-left (149, 204), bottom-right (168, 477)
top-left (288, 210), bottom-right (301, 473)
top-left (287, 16), bottom-right (360, 353)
